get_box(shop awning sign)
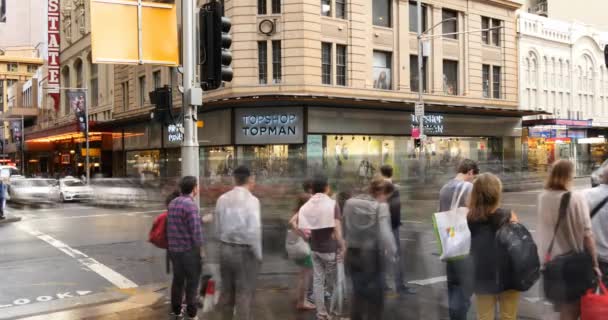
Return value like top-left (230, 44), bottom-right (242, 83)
top-left (235, 108), bottom-right (304, 145)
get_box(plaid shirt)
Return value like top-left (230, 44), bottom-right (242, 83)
top-left (167, 195), bottom-right (203, 252)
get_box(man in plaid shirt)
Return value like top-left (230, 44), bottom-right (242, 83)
top-left (167, 176), bottom-right (203, 320)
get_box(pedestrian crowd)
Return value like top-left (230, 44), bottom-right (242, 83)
top-left (154, 158), bottom-right (608, 320)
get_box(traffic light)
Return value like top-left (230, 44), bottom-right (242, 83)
top-left (149, 86), bottom-right (173, 124)
top-left (200, 1), bottom-right (233, 91)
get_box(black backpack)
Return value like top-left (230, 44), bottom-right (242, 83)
top-left (497, 222), bottom-right (541, 291)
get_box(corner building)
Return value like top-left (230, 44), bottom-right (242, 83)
top-left (196, 0), bottom-right (530, 200)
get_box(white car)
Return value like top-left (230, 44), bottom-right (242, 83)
top-left (9, 178), bottom-right (60, 205)
top-left (90, 178), bottom-right (147, 207)
top-left (59, 179), bottom-right (93, 202)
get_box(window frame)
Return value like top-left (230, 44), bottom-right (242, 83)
top-left (121, 81), bottom-right (129, 111)
top-left (321, 0), bottom-right (331, 17)
top-left (410, 55), bottom-right (428, 93)
top-left (373, 50), bottom-right (393, 90)
top-left (481, 17), bottom-right (490, 45)
top-left (335, 0), bottom-right (346, 19)
top-left (258, 41), bottom-right (268, 85)
top-left (373, 0), bottom-right (392, 28)
top-left (258, 0), bottom-right (267, 15)
top-left (491, 19), bottom-right (501, 46)
top-left (271, 0), bottom-right (281, 14)
top-left (7, 63), bottom-right (17, 72)
top-left (153, 70), bottom-right (162, 89)
top-left (442, 9), bottom-right (458, 40)
top-left (322, 42), bottom-right (332, 85)
top-left (272, 40), bottom-right (282, 84)
top-left (482, 64), bottom-right (490, 98)
top-left (336, 44), bottom-right (347, 86)
top-left (443, 59), bottom-right (459, 95)
top-left (408, 1), bottom-right (427, 33)
top-left (138, 75), bottom-right (146, 107)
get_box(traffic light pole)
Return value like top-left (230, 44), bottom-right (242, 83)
top-left (181, 0), bottom-right (200, 190)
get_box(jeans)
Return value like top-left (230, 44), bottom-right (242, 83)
top-left (169, 248), bottom-right (202, 317)
top-left (218, 243), bottom-right (260, 320)
top-left (475, 290), bottom-right (520, 320)
top-left (347, 248), bottom-right (384, 320)
top-left (446, 258), bottom-right (473, 320)
top-left (392, 227), bottom-right (404, 288)
top-left (312, 251), bottom-right (337, 317)
top-left (600, 260), bottom-right (608, 287)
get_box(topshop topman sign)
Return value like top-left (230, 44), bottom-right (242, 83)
top-left (235, 108), bottom-right (304, 145)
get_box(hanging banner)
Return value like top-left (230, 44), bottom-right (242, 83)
top-left (47, 0), bottom-right (60, 110)
top-left (67, 90), bottom-right (87, 134)
top-left (11, 121), bottom-right (22, 147)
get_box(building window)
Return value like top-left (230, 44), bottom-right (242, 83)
top-left (0, 0), bottom-right (6, 23)
top-left (491, 19), bottom-right (501, 46)
top-left (443, 60), bottom-right (458, 95)
top-left (442, 9), bottom-right (458, 39)
top-left (482, 64), bottom-right (490, 98)
top-left (322, 42), bottom-right (332, 85)
top-left (336, 44), bottom-right (347, 86)
top-left (121, 81), bottom-right (129, 111)
top-left (373, 51), bottom-right (392, 90)
top-left (272, 40), bottom-right (282, 84)
top-left (6, 63), bottom-right (17, 72)
top-left (138, 76), bottom-right (146, 107)
top-left (258, 0), bottom-right (267, 14)
top-left (336, 0), bottom-right (346, 19)
top-left (61, 66), bottom-right (70, 114)
top-left (408, 1), bottom-right (427, 33)
top-left (89, 55), bottom-right (98, 107)
top-left (481, 17), bottom-right (490, 44)
top-left (373, 0), bottom-right (391, 28)
top-left (410, 55), bottom-right (427, 93)
top-left (321, 0), bottom-right (331, 16)
top-left (258, 41), bottom-right (268, 84)
top-left (492, 66), bottom-right (501, 98)
top-left (153, 70), bottom-right (161, 89)
top-left (27, 65), bottom-right (38, 73)
top-left (75, 59), bottom-right (83, 88)
top-left (272, 0), bottom-right (280, 14)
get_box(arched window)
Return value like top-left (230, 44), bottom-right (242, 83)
top-left (578, 55), bottom-right (595, 116)
top-left (530, 53), bottom-right (538, 109)
top-left (74, 58), bottom-right (83, 89)
top-left (61, 66), bottom-right (70, 114)
top-left (88, 53), bottom-right (98, 107)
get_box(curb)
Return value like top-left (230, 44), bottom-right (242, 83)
top-left (0, 216), bottom-right (21, 225)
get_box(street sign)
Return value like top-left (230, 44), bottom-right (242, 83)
top-left (90, 0), bottom-right (178, 66)
top-left (415, 102), bottom-right (425, 117)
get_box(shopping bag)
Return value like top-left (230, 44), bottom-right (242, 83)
top-left (432, 186), bottom-right (471, 261)
top-left (581, 282), bottom-right (608, 320)
top-left (285, 230), bottom-right (311, 260)
top-left (330, 262), bottom-right (349, 317)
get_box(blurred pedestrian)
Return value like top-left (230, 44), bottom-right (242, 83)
top-left (380, 165), bottom-right (415, 295)
top-left (539, 160), bottom-right (601, 319)
top-left (298, 174), bottom-right (346, 320)
top-left (467, 173), bottom-right (520, 320)
top-left (343, 177), bottom-right (397, 320)
top-left (289, 192), bottom-right (315, 310)
top-left (167, 176), bottom-right (203, 320)
top-left (215, 166), bottom-right (262, 320)
top-left (584, 164), bottom-right (608, 286)
top-left (0, 178), bottom-right (6, 220)
top-left (438, 159), bottom-right (479, 320)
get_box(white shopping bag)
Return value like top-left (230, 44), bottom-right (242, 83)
top-left (433, 186), bottom-right (471, 261)
top-left (330, 262), bottom-right (349, 317)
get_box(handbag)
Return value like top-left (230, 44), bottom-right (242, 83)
top-left (542, 192), bottom-right (596, 304)
top-left (433, 185), bottom-right (471, 261)
top-left (285, 229), bottom-right (311, 260)
top-left (581, 282), bottom-right (608, 320)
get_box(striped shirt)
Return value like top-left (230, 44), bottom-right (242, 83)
top-left (167, 195), bottom-right (203, 252)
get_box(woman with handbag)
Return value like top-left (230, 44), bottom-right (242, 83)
top-left (288, 189), bottom-right (316, 311)
top-left (538, 160), bottom-right (602, 319)
top-left (342, 177), bottom-right (397, 320)
top-left (467, 173), bottom-right (522, 320)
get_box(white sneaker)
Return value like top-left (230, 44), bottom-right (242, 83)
top-left (169, 312), bottom-right (182, 320)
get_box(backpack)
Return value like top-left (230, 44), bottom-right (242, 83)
top-left (149, 211), bottom-right (168, 249)
top-left (496, 222), bottom-right (540, 291)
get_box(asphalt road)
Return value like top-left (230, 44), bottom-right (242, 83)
top-left (0, 178), bottom-right (592, 320)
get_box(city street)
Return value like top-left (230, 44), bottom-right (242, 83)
top-left (0, 178), bottom-right (591, 319)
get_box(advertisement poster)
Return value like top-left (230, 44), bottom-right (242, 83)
top-left (67, 89), bottom-right (87, 133)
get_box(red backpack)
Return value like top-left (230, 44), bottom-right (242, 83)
top-left (149, 211), bottom-right (168, 249)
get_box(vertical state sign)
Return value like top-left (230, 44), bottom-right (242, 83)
top-left (47, 0), bottom-right (60, 111)
top-left (67, 90), bottom-right (87, 134)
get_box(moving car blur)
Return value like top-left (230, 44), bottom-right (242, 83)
top-left (89, 178), bottom-right (149, 207)
top-left (59, 178), bottom-right (94, 202)
top-left (8, 178), bottom-right (60, 205)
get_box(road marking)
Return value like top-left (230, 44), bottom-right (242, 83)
top-left (17, 225), bottom-right (138, 289)
top-left (502, 203), bottom-right (537, 208)
top-left (525, 297), bottom-right (542, 303)
top-left (0, 290), bottom-right (93, 310)
top-left (402, 220), bottom-right (424, 224)
top-left (407, 276), bottom-right (447, 286)
top-left (18, 210), bottom-right (164, 222)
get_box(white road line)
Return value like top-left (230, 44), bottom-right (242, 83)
top-left (407, 276), bottom-right (447, 286)
top-left (502, 203), bottom-right (537, 208)
top-left (402, 220), bottom-right (424, 224)
top-left (17, 225), bottom-right (138, 289)
top-left (20, 210), bottom-right (164, 221)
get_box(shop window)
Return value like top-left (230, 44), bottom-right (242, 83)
top-left (373, 51), bottom-right (392, 90)
top-left (272, 0), bottom-right (280, 14)
top-left (258, 41), bottom-right (268, 84)
top-left (493, 66), bottom-right (501, 98)
top-left (482, 64), bottom-right (490, 98)
top-left (126, 150), bottom-right (160, 178)
top-left (336, 0), bottom-right (346, 19)
top-left (408, 1), bottom-right (427, 33)
top-left (373, 0), bottom-right (391, 27)
top-left (442, 9), bottom-right (458, 39)
top-left (336, 44), bottom-right (347, 86)
top-left (410, 55), bottom-right (427, 93)
top-left (321, 0), bottom-right (331, 16)
top-left (153, 70), bottom-right (161, 89)
top-left (138, 75), bottom-right (146, 107)
top-left (322, 42), bottom-right (332, 85)
top-left (443, 60), bottom-right (458, 95)
top-left (258, 0), bottom-right (266, 15)
top-left (272, 40), bottom-right (282, 84)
